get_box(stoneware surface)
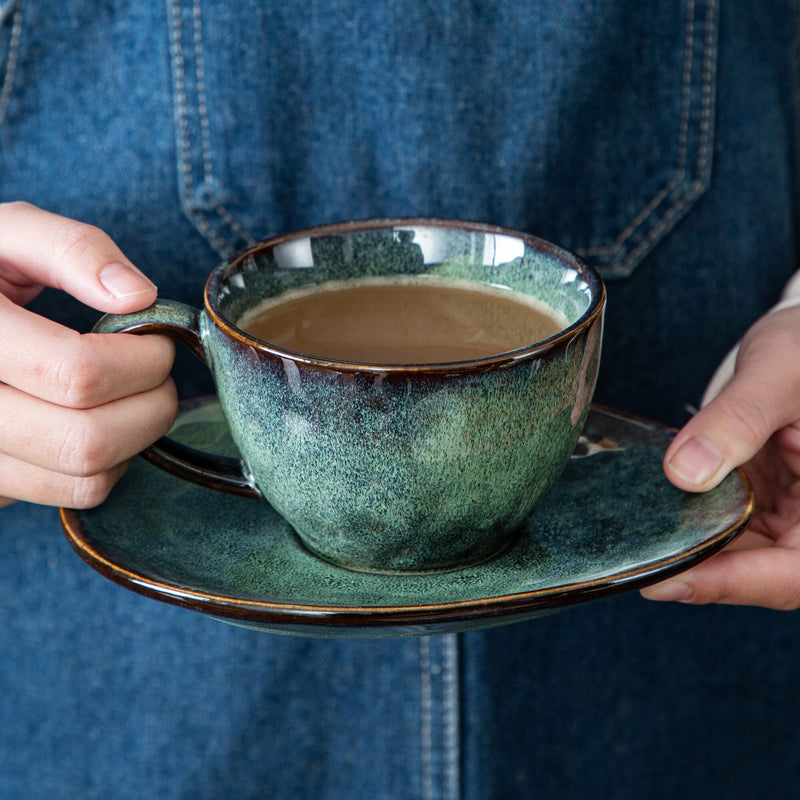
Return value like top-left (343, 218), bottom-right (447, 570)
top-left (94, 219), bottom-right (605, 572)
top-left (60, 398), bottom-right (754, 638)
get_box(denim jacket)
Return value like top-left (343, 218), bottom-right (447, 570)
top-left (0, 2), bottom-right (798, 798)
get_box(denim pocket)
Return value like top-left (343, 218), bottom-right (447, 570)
top-left (168, 0), bottom-right (719, 279)
top-left (507, 0), bottom-right (720, 279)
top-left (0, 0), bottom-right (23, 129)
top-left (562, 0), bottom-right (720, 278)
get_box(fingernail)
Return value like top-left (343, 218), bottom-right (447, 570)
top-left (641, 580), bottom-right (694, 603)
top-left (99, 262), bottom-right (156, 299)
top-left (666, 435), bottom-right (724, 487)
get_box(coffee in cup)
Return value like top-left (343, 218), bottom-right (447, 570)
top-left (237, 275), bottom-right (566, 364)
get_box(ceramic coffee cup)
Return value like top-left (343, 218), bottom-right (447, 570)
top-left (95, 219), bottom-right (605, 573)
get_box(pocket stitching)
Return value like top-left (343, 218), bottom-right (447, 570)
top-left (169, 0), bottom-right (258, 258)
top-left (0, 0), bottom-right (23, 129)
top-left (169, 0), bottom-right (718, 273)
top-left (575, 0), bottom-right (718, 276)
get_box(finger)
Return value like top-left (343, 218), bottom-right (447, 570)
top-left (0, 453), bottom-right (131, 509)
top-left (773, 422), bottom-right (800, 477)
top-left (664, 307), bottom-right (800, 492)
top-left (721, 527), bottom-right (775, 551)
top-left (0, 201), bottom-right (157, 312)
top-left (0, 379), bottom-right (178, 476)
top-left (0, 295), bottom-right (175, 407)
top-left (640, 546), bottom-right (800, 609)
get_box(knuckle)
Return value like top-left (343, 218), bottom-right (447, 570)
top-left (710, 578), bottom-right (741, 607)
top-left (50, 217), bottom-right (110, 265)
top-left (159, 377), bottom-right (179, 419)
top-left (58, 415), bottom-right (110, 477)
top-left (0, 199), bottom-right (35, 215)
top-left (773, 597), bottom-right (800, 612)
top-left (68, 472), bottom-right (116, 509)
top-left (713, 561), bottom-right (800, 611)
top-left (741, 315), bottom-right (800, 354)
top-left (50, 338), bottom-right (106, 408)
top-left (740, 324), bottom-right (800, 395)
top-left (766, 575), bottom-right (800, 611)
top-left (717, 393), bottom-right (773, 449)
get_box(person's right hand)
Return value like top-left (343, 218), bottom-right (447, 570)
top-left (0, 202), bottom-right (178, 509)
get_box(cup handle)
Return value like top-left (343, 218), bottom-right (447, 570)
top-left (93, 300), bottom-right (261, 499)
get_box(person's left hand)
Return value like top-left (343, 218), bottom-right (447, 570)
top-left (641, 305), bottom-right (800, 608)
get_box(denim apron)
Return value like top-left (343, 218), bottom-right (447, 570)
top-left (0, 1), bottom-right (797, 797)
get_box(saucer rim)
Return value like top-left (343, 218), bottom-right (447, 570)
top-left (59, 509), bottom-right (749, 629)
top-left (59, 404), bottom-right (754, 631)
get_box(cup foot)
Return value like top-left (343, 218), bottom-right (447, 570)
top-left (289, 526), bottom-right (524, 576)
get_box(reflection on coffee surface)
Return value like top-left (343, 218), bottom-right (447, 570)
top-left (238, 276), bottom-right (567, 364)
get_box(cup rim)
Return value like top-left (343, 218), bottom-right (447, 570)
top-left (204, 217), bottom-right (606, 375)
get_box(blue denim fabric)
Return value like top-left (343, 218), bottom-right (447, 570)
top-left (0, 0), bottom-right (798, 798)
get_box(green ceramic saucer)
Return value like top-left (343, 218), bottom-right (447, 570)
top-left (60, 399), bottom-right (754, 638)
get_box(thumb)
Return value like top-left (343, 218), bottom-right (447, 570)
top-left (664, 307), bottom-right (800, 492)
top-left (0, 202), bottom-right (157, 312)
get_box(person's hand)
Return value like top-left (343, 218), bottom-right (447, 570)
top-left (641, 304), bottom-right (800, 608)
top-left (0, 202), bottom-right (177, 509)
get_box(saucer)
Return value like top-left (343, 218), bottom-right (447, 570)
top-left (60, 399), bottom-right (754, 638)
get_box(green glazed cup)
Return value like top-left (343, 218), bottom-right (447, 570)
top-left (95, 219), bottom-right (605, 573)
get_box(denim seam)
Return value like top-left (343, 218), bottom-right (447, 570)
top-left (575, 0), bottom-right (718, 277)
top-left (578, 0), bottom-right (698, 258)
top-left (188, 0), bottom-right (256, 250)
top-left (0, 0), bottom-right (23, 129)
top-left (420, 637), bottom-right (434, 800)
top-left (168, 0), bottom-right (256, 258)
top-left (169, 0), bottom-right (226, 255)
top-left (420, 636), bottom-right (461, 800)
top-left (629, 0), bottom-right (717, 261)
top-left (619, 0), bottom-right (717, 271)
top-left (442, 635), bottom-right (461, 800)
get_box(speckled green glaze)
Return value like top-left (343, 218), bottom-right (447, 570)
top-left (60, 401), bottom-right (754, 639)
top-left (95, 219), bottom-right (605, 572)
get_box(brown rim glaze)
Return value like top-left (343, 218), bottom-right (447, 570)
top-left (204, 218), bottom-right (607, 375)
